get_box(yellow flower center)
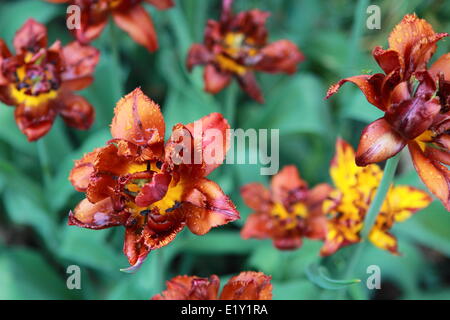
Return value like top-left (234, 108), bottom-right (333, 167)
top-left (271, 201), bottom-right (308, 229)
top-left (124, 161), bottom-right (184, 216)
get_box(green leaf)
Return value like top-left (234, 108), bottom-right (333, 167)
top-left (58, 226), bottom-right (124, 272)
top-left (0, 248), bottom-right (74, 299)
top-left (394, 201), bottom-right (450, 257)
top-left (306, 264), bottom-right (361, 290)
top-left (245, 73), bottom-right (332, 136)
top-left (176, 231), bottom-right (255, 255)
top-left (0, 0), bottom-right (59, 44)
top-left (272, 279), bottom-right (321, 300)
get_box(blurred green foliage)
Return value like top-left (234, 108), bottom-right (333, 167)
top-left (0, 0), bottom-right (449, 300)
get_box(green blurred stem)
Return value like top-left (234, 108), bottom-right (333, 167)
top-left (224, 82), bottom-right (238, 127)
top-left (36, 139), bottom-right (52, 190)
top-left (339, 153), bottom-right (401, 298)
top-left (109, 20), bottom-right (123, 96)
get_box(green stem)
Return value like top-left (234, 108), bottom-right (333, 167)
top-left (36, 139), bottom-right (52, 190)
top-left (109, 21), bottom-right (123, 97)
top-left (339, 153), bottom-right (401, 298)
top-left (224, 82), bottom-right (238, 127)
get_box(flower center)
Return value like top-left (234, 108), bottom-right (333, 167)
top-left (10, 57), bottom-right (60, 107)
top-left (271, 202), bottom-right (308, 229)
top-left (215, 32), bottom-right (259, 75)
top-left (124, 161), bottom-right (185, 217)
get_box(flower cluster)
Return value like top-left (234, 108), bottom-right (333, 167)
top-left (0, 19), bottom-right (99, 141)
top-left (69, 88), bottom-right (239, 271)
top-left (152, 271), bottom-right (272, 300)
top-left (187, 0), bottom-right (304, 103)
top-left (326, 14), bottom-right (450, 210)
top-left (46, 0), bottom-right (173, 51)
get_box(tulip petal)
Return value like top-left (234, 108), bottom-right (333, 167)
top-left (372, 46), bottom-right (401, 74)
top-left (113, 5), bottom-right (158, 52)
top-left (14, 101), bottom-right (57, 142)
top-left (204, 64), bottom-right (232, 94)
top-left (58, 93), bottom-right (95, 130)
top-left (152, 275), bottom-right (220, 300)
top-left (388, 14), bottom-right (448, 74)
top-left (270, 165), bottom-right (307, 204)
top-left (175, 112), bottom-right (230, 177)
top-left (145, 0), bottom-right (174, 10)
top-left (408, 141), bottom-right (450, 211)
top-left (240, 183), bottom-right (271, 212)
top-left (122, 227), bottom-right (151, 272)
top-left (0, 40), bottom-right (11, 85)
top-left (430, 53), bottom-right (450, 80)
top-left (111, 88), bottom-right (165, 146)
top-left (355, 118), bottom-right (406, 166)
top-left (135, 172), bottom-right (172, 207)
top-left (386, 185), bottom-right (432, 222)
top-left (240, 213), bottom-right (270, 240)
top-left (68, 197), bottom-right (125, 229)
top-left (219, 272), bottom-right (272, 300)
top-left (186, 44), bottom-right (213, 71)
top-left (61, 42), bottom-right (99, 91)
top-left (13, 19), bottom-right (47, 54)
top-left (368, 228), bottom-right (399, 255)
top-left (237, 72), bottom-right (264, 103)
top-left (256, 40), bottom-right (304, 74)
top-left (326, 74), bottom-right (385, 110)
top-left (69, 148), bottom-right (102, 192)
top-left (184, 178), bottom-right (239, 235)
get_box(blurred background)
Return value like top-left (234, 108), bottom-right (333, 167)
top-left (0, 0), bottom-right (449, 300)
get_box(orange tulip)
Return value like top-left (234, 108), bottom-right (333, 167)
top-left (69, 88), bottom-right (239, 271)
top-left (46, 0), bottom-right (174, 52)
top-left (187, 0), bottom-right (304, 103)
top-left (241, 165), bottom-right (332, 250)
top-left (152, 272), bottom-right (272, 300)
top-left (0, 19), bottom-right (98, 141)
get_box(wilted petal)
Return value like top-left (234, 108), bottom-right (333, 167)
top-left (135, 172), bottom-right (172, 207)
top-left (0, 40), bottom-right (11, 85)
top-left (240, 183), bottom-right (271, 212)
top-left (219, 272), bottom-right (272, 300)
top-left (372, 46), bottom-right (401, 75)
top-left (240, 213), bottom-right (270, 240)
top-left (58, 93), bottom-right (95, 130)
top-left (113, 5), bottom-right (158, 52)
top-left (111, 88), bottom-right (165, 146)
top-left (184, 178), bottom-right (239, 235)
top-left (237, 72), bottom-right (264, 103)
top-left (122, 227), bottom-right (150, 272)
top-left (152, 275), bottom-right (220, 300)
top-left (270, 165), bottom-right (307, 204)
top-left (143, 213), bottom-right (185, 249)
top-left (13, 19), bottom-right (47, 54)
top-left (255, 40), bottom-right (304, 74)
top-left (181, 112), bottom-right (231, 177)
top-left (369, 228), bottom-right (399, 254)
top-left (68, 197), bottom-right (125, 229)
top-left (386, 185), bottom-right (432, 222)
top-left (355, 118), bottom-right (406, 166)
top-left (61, 42), bottom-right (99, 91)
top-left (69, 148), bottom-right (102, 192)
top-left (408, 141), bottom-right (450, 211)
top-left (388, 14), bottom-right (448, 74)
top-left (204, 64), bottom-right (232, 94)
top-left (430, 53), bottom-right (450, 80)
top-left (326, 74), bottom-right (385, 110)
top-left (14, 101), bottom-right (57, 141)
top-left (145, 0), bottom-right (174, 10)
top-left (186, 44), bottom-right (213, 71)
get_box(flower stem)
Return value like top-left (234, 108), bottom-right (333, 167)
top-left (109, 20), bottom-right (123, 97)
top-left (339, 153), bottom-right (401, 298)
top-left (224, 82), bottom-right (238, 127)
top-left (36, 138), bottom-right (52, 190)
